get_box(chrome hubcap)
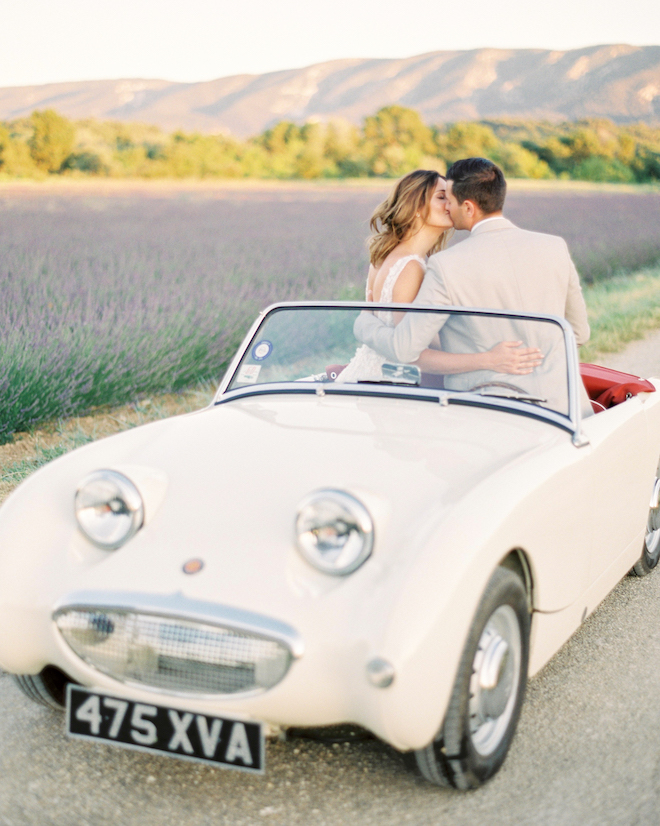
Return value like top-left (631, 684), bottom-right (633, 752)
top-left (469, 605), bottom-right (521, 756)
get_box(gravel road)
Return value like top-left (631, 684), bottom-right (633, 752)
top-left (2, 336), bottom-right (660, 826)
top-left (600, 326), bottom-right (660, 379)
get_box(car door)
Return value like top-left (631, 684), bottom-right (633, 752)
top-left (580, 397), bottom-right (657, 582)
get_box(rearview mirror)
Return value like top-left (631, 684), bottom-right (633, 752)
top-left (381, 363), bottom-right (421, 385)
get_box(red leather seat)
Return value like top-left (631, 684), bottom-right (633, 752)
top-left (580, 363), bottom-right (655, 411)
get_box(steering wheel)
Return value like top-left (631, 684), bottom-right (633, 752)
top-left (467, 381), bottom-right (528, 395)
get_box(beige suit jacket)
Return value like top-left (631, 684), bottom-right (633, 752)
top-left (354, 217), bottom-right (591, 415)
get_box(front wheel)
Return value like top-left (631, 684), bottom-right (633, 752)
top-left (410, 566), bottom-right (530, 790)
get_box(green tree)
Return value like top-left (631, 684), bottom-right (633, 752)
top-left (492, 144), bottom-right (553, 179)
top-left (572, 156), bottom-right (634, 183)
top-left (28, 110), bottom-right (75, 172)
top-left (362, 106), bottom-right (435, 176)
top-left (632, 146), bottom-right (660, 181)
top-left (523, 135), bottom-right (572, 175)
top-left (323, 120), bottom-right (361, 170)
top-left (294, 122), bottom-right (327, 178)
top-left (437, 123), bottom-right (500, 163)
top-left (526, 120), bottom-right (624, 179)
top-left (614, 132), bottom-right (636, 166)
top-left (0, 123), bottom-right (38, 176)
top-left (255, 121), bottom-right (305, 177)
top-left (61, 151), bottom-right (104, 174)
top-left (0, 124), bottom-right (11, 172)
top-left (160, 132), bottom-right (245, 178)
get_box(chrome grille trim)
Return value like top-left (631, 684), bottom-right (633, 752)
top-left (53, 590), bottom-right (304, 658)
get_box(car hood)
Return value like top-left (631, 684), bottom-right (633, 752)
top-left (129, 393), bottom-right (560, 492)
top-left (7, 394), bottom-right (562, 616)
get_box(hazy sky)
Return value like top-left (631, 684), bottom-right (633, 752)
top-left (2, 0), bottom-right (659, 87)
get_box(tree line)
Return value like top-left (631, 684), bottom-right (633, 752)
top-left (1, 106), bottom-right (659, 183)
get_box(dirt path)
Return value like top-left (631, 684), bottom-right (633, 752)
top-left (599, 326), bottom-right (660, 378)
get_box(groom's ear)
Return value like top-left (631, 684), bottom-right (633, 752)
top-left (463, 199), bottom-right (485, 223)
top-left (462, 199), bottom-right (477, 217)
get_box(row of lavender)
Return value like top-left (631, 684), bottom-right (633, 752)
top-left (1, 186), bottom-right (659, 442)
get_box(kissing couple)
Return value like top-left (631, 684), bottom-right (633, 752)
top-left (336, 158), bottom-right (591, 413)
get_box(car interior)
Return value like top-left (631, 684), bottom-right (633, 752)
top-left (580, 363), bottom-right (656, 413)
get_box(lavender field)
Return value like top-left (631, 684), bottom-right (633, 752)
top-left (1, 183), bottom-right (659, 442)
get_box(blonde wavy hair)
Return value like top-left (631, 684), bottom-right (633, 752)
top-left (368, 170), bottom-right (452, 267)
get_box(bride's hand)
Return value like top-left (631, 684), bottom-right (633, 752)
top-left (486, 341), bottom-right (543, 374)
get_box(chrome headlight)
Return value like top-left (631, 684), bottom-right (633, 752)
top-left (75, 470), bottom-right (144, 550)
top-left (295, 489), bottom-right (374, 575)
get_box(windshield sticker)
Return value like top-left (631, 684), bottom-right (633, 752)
top-left (237, 364), bottom-right (261, 384)
top-left (252, 340), bottom-right (273, 361)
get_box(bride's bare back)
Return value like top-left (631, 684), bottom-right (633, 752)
top-left (368, 253), bottom-right (425, 305)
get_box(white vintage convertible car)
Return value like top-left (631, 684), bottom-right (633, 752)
top-left (1, 303), bottom-right (659, 790)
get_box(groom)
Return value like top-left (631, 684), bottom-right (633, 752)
top-left (354, 157), bottom-right (591, 413)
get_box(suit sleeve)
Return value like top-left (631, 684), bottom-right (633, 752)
top-left (562, 241), bottom-right (590, 345)
top-left (353, 255), bottom-right (452, 362)
top-left (352, 311), bottom-right (400, 362)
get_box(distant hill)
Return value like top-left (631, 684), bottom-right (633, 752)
top-left (1, 44), bottom-right (659, 137)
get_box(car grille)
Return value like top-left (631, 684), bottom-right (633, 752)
top-left (55, 608), bottom-right (293, 696)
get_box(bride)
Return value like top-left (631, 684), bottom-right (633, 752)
top-left (336, 169), bottom-right (542, 384)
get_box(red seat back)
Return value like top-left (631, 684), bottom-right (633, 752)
top-left (580, 363), bottom-right (655, 410)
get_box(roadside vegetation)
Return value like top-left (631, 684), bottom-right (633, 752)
top-left (2, 106), bottom-right (660, 184)
top-left (580, 266), bottom-right (660, 362)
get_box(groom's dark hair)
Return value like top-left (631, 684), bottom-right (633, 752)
top-left (446, 158), bottom-right (506, 214)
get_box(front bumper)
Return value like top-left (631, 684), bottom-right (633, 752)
top-left (0, 587), bottom-right (458, 752)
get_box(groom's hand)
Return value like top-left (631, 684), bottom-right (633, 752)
top-left (487, 341), bottom-right (544, 374)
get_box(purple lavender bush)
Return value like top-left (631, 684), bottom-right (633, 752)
top-left (0, 186), bottom-right (659, 441)
top-left (0, 189), bottom-right (374, 441)
top-left (504, 191), bottom-right (660, 283)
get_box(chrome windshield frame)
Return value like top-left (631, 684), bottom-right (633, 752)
top-left (214, 301), bottom-right (587, 446)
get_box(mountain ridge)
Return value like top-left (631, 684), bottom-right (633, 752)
top-left (1, 44), bottom-right (658, 137)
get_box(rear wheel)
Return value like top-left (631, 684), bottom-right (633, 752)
top-left (410, 567), bottom-right (530, 790)
top-left (630, 476), bottom-right (660, 577)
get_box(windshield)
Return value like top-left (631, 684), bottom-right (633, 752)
top-left (224, 305), bottom-right (573, 419)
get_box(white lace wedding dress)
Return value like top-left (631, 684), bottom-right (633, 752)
top-left (336, 254), bottom-right (426, 383)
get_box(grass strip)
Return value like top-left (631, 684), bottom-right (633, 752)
top-left (0, 435), bottom-right (93, 488)
top-left (580, 266), bottom-right (660, 362)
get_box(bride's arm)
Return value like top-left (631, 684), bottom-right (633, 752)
top-left (415, 341), bottom-right (543, 375)
top-left (365, 265), bottom-right (376, 301)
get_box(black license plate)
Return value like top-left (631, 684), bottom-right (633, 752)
top-left (66, 685), bottom-right (264, 773)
